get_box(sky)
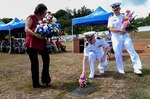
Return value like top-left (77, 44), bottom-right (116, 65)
top-left (0, 0), bottom-right (150, 20)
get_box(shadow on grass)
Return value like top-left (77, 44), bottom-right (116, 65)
top-left (125, 68), bottom-right (150, 76)
top-left (43, 69), bottom-right (150, 91)
top-left (109, 55), bottom-right (130, 61)
top-left (94, 71), bottom-right (127, 80)
top-left (50, 81), bottom-right (79, 92)
top-left (141, 68), bottom-right (150, 75)
top-left (123, 50), bottom-right (145, 54)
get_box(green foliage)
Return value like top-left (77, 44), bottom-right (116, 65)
top-left (126, 18), bottom-right (138, 34)
top-left (0, 18), bottom-right (12, 24)
top-left (135, 15), bottom-right (150, 27)
top-left (0, 34), bottom-right (8, 41)
top-left (145, 16), bottom-right (150, 25)
top-left (53, 9), bottom-right (69, 20)
top-left (54, 6), bottom-right (93, 35)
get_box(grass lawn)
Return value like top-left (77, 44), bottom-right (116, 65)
top-left (0, 31), bottom-right (150, 99)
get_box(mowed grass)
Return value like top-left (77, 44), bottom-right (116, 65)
top-left (0, 32), bottom-right (150, 99)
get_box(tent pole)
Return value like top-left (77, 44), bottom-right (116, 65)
top-left (71, 25), bottom-right (74, 53)
top-left (8, 29), bottom-right (11, 54)
top-left (91, 26), bottom-right (93, 31)
top-left (21, 32), bottom-right (22, 38)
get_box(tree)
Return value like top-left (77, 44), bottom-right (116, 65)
top-left (0, 18), bottom-right (12, 24)
top-left (54, 6), bottom-right (93, 35)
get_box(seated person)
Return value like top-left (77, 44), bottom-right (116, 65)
top-left (1, 39), bottom-right (10, 53)
top-left (106, 30), bottom-right (114, 54)
top-left (17, 39), bottom-right (26, 54)
top-left (14, 39), bottom-right (20, 53)
top-left (55, 38), bottom-right (66, 52)
top-left (22, 40), bottom-right (26, 53)
top-left (49, 38), bottom-right (57, 53)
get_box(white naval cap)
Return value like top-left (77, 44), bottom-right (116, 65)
top-left (110, 2), bottom-right (121, 11)
top-left (83, 31), bottom-right (96, 41)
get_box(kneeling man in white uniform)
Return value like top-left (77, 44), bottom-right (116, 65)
top-left (80, 31), bottom-right (109, 79)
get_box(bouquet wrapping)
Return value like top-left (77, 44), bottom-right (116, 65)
top-left (34, 11), bottom-right (61, 37)
top-left (121, 10), bottom-right (134, 31)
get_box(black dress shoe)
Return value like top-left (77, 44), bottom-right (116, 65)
top-left (33, 84), bottom-right (42, 88)
top-left (45, 83), bottom-right (51, 87)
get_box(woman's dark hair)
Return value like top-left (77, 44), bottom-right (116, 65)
top-left (34, 3), bottom-right (47, 15)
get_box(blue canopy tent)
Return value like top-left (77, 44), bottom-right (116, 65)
top-left (0, 18), bottom-right (25, 37)
top-left (0, 17), bottom-right (24, 32)
top-left (0, 18), bottom-right (25, 53)
top-left (10, 20), bottom-right (25, 35)
top-left (0, 21), bottom-right (7, 33)
top-left (0, 21), bottom-right (5, 25)
top-left (71, 6), bottom-right (113, 52)
top-left (11, 20), bottom-right (25, 29)
top-left (71, 6), bottom-right (113, 36)
top-left (72, 6), bottom-right (113, 26)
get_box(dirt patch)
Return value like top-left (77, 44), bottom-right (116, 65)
top-left (134, 42), bottom-right (150, 56)
top-left (122, 41), bottom-right (150, 56)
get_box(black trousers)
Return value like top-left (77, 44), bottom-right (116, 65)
top-left (27, 47), bottom-right (51, 87)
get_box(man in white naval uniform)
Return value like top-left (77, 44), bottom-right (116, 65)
top-left (80, 31), bottom-right (109, 79)
top-left (107, 2), bottom-right (142, 75)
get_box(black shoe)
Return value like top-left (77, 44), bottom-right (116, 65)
top-left (44, 83), bottom-right (51, 88)
top-left (135, 73), bottom-right (144, 77)
top-left (33, 84), bottom-right (42, 88)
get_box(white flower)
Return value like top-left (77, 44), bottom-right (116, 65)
top-left (46, 14), bottom-right (52, 18)
top-left (43, 18), bottom-right (47, 21)
top-left (43, 25), bottom-right (48, 32)
top-left (38, 20), bottom-right (42, 24)
top-left (52, 17), bottom-right (57, 22)
top-left (48, 24), bottom-right (52, 27)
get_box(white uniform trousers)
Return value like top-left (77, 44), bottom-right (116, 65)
top-left (88, 51), bottom-right (108, 75)
top-left (111, 33), bottom-right (142, 72)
